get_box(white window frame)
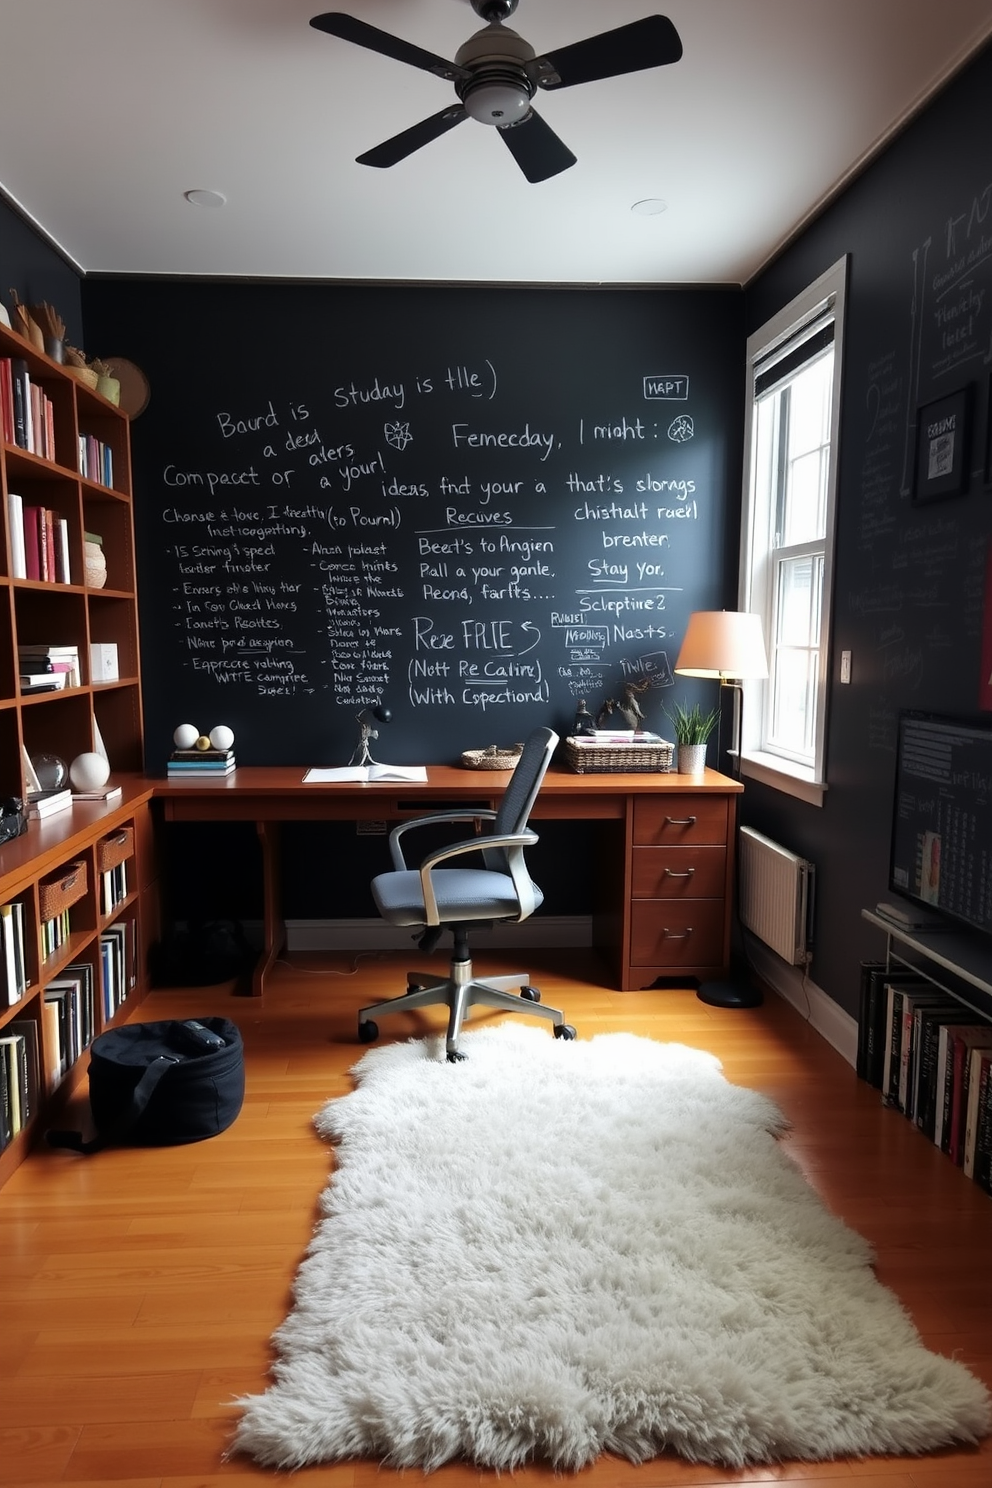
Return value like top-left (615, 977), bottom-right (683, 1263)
top-left (738, 257), bottom-right (848, 806)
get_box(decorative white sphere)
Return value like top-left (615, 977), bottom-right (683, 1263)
top-left (70, 751), bottom-right (111, 791)
top-left (209, 724), bottom-right (234, 751)
top-left (173, 723), bottom-right (199, 750)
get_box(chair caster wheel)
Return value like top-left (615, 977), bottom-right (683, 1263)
top-left (446, 1049), bottom-right (468, 1063)
top-left (358, 1020), bottom-right (379, 1043)
top-left (554, 1023), bottom-right (577, 1040)
top-left (520, 986), bottom-right (541, 1002)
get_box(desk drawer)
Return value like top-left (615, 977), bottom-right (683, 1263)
top-left (633, 794), bottom-right (729, 846)
top-left (630, 900), bottom-right (726, 966)
top-left (631, 845), bottom-right (726, 899)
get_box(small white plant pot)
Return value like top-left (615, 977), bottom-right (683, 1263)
top-left (677, 742), bottom-right (708, 775)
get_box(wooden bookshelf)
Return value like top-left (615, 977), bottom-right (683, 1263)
top-left (0, 320), bottom-right (155, 1185)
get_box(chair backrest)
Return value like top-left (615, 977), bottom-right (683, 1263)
top-left (482, 726), bottom-right (559, 873)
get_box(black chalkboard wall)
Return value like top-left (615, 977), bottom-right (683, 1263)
top-left (80, 281), bottom-right (743, 771)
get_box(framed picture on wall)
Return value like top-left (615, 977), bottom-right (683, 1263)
top-left (913, 385), bottom-right (973, 502)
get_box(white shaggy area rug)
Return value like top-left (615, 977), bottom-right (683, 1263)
top-left (233, 1024), bottom-right (990, 1472)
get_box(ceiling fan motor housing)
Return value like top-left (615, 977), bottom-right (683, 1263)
top-left (455, 24), bottom-right (536, 125)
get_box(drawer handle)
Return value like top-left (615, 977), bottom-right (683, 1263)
top-left (665, 815), bottom-right (697, 826)
top-left (663, 927), bottom-right (693, 939)
top-left (664, 868), bottom-right (695, 879)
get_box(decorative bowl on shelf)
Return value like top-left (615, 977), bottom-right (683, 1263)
top-left (84, 537), bottom-right (108, 588)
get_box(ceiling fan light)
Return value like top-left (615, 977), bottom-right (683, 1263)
top-left (461, 77), bottom-right (532, 125)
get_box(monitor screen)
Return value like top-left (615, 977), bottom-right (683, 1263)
top-left (890, 711), bottom-right (992, 938)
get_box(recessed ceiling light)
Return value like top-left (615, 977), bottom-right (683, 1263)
top-left (631, 198), bottom-right (668, 217)
top-left (184, 189), bottom-right (227, 208)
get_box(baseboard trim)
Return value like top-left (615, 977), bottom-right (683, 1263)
top-left (286, 915), bottom-right (594, 952)
top-left (746, 939), bottom-right (857, 1069)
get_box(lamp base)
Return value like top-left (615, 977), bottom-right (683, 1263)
top-left (696, 977), bottom-right (763, 1009)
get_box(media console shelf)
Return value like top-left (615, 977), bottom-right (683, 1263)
top-left (861, 908), bottom-right (992, 1017)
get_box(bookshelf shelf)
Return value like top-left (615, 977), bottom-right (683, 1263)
top-left (0, 320), bottom-right (152, 1185)
top-left (860, 908), bottom-right (992, 1196)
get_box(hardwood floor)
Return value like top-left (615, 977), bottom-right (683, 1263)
top-left (1, 947), bottom-right (990, 1487)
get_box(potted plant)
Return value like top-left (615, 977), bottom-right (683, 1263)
top-left (663, 698), bottom-right (721, 774)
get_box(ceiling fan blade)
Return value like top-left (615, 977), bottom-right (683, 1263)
top-left (534, 15), bottom-right (682, 90)
top-left (310, 13), bottom-right (469, 82)
top-left (356, 106), bottom-right (468, 169)
top-left (498, 109), bottom-right (576, 184)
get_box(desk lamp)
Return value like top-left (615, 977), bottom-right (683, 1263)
top-left (349, 704), bottom-right (391, 767)
top-left (674, 610), bottom-right (768, 1008)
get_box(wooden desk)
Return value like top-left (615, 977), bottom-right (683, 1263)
top-left (156, 765), bottom-right (743, 996)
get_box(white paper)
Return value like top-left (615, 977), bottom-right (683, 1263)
top-left (303, 763), bottom-right (428, 784)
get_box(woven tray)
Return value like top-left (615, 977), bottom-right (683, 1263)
top-left (96, 826), bottom-right (134, 874)
top-left (461, 744), bottom-right (524, 770)
top-left (564, 734), bottom-right (674, 774)
top-left (38, 859), bottom-right (88, 922)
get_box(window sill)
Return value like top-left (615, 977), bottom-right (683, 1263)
top-left (740, 751), bottom-right (827, 807)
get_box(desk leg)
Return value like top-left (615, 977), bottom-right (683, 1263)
top-left (253, 820), bottom-right (286, 996)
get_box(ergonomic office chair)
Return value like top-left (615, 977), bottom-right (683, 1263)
top-left (358, 725), bottom-right (576, 1061)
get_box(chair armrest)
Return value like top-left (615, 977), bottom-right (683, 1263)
top-left (418, 830), bottom-right (539, 924)
top-left (387, 809), bottom-right (497, 869)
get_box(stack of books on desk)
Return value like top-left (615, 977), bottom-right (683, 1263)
top-left (167, 747), bottom-right (236, 778)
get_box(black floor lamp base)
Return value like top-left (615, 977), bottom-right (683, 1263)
top-left (696, 977), bottom-right (764, 1009)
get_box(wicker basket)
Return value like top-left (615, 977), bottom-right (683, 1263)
top-left (38, 860), bottom-right (88, 922)
top-left (461, 743), bottom-right (524, 770)
top-left (96, 826), bottom-right (134, 874)
top-left (564, 733), bottom-right (674, 774)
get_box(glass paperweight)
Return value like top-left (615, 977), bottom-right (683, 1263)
top-left (30, 753), bottom-right (69, 791)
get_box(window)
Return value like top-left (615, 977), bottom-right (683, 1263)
top-left (739, 258), bottom-right (847, 805)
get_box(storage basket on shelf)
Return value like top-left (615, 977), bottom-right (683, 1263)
top-left (38, 860), bottom-right (88, 921)
top-left (96, 827), bottom-right (134, 874)
top-left (564, 733), bottom-right (674, 774)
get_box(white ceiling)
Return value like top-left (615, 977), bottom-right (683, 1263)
top-left (2, 0), bottom-right (991, 287)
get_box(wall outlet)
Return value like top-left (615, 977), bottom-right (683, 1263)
top-left (840, 650), bottom-right (852, 684)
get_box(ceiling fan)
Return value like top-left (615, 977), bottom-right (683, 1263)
top-left (310, 1), bottom-right (682, 183)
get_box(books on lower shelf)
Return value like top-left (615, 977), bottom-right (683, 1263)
top-left (1, 901), bottom-right (28, 1008)
top-left (0, 1020), bottom-right (40, 1151)
top-left (100, 921), bottom-right (136, 1018)
top-left (857, 958), bottom-right (992, 1194)
top-left (101, 857), bottom-right (128, 915)
top-left (43, 963), bottom-right (95, 1089)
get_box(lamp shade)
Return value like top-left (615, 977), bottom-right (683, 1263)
top-left (674, 610), bottom-right (768, 680)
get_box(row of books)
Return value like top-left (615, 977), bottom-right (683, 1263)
top-left (0, 1020), bottom-right (38, 1151)
top-left (41, 905), bottom-right (73, 961)
top-left (19, 642), bottom-right (81, 693)
top-left (101, 921), bottom-right (137, 1019)
top-left (1, 902), bottom-right (28, 1009)
top-left (0, 356), bottom-right (56, 459)
top-left (7, 494), bottom-right (71, 583)
top-left (43, 962), bottom-right (95, 1088)
top-left (101, 858), bottom-right (128, 916)
top-left (78, 432), bottom-right (113, 488)
top-left (857, 961), bottom-right (992, 1193)
top-left (167, 746), bottom-right (237, 777)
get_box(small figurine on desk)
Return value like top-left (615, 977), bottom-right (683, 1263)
top-left (596, 675), bottom-right (651, 732)
top-left (572, 699), bottom-right (596, 736)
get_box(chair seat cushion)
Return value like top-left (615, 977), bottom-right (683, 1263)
top-left (371, 868), bottom-right (543, 927)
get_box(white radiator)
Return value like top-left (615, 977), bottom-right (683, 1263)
top-left (738, 826), bottom-right (814, 965)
